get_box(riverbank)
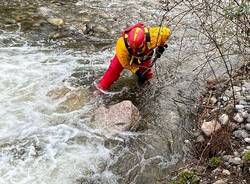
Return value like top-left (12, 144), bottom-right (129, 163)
top-left (169, 63), bottom-right (250, 184)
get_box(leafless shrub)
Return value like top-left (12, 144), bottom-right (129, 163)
top-left (161, 0), bottom-right (249, 93)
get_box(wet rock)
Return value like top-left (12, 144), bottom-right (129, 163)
top-left (210, 96), bottom-right (217, 105)
top-left (233, 151), bottom-right (239, 156)
top-left (224, 162), bottom-right (230, 168)
top-left (244, 137), bottom-right (250, 143)
top-left (47, 86), bottom-right (87, 112)
top-left (81, 17), bottom-right (91, 23)
top-left (5, 18), bottom-right (16, 24)
top-left (193, 131), bottom-right (201, 137)
top-left (47, 86), bottom-right (71, 99)
top-left (93, 24), bottom-right (108, 34)
top-left (241, 110), bottom-right (249, 119)
top-left (247, 114), bottom-right (250, 123)
top-left (229, 122), bottom-right (239, 130)
top-left (93, 100), bottom-right (141, 137)
top-left (241, 123), bottom-right (245, 129)
top-left (233, 129), bottom-right (249, 139)
top-left (233, 113), bottom-right (244, 123)
top-left (220, 96), bottom-right (229, 102)
top-left (224, 89), bottom-right (232, 97)
top-left (38, 7), bottom-right (54, 17)
top-left (58, 89), bottom-right (87, 112)
top-left (213, 179), bottom-right (227, 184)
top-left (47, 18), bottom-right (64, 26)
top-left (235, 104), bottom-right (245, 111)
top-left (246, 95), bottom-right (250, 101)
top-left (243, 82), bottom-right (250, 90)
top-left (233, 86), bottom-right (242, 92)
top-left (201, 120), bottom-right (221, 136)
top-left (245, 123), bottom-right (250, 131)
top-left (196, 135), bottom-right (205, 143)
top-left (212, 168), bottom-right (221, 175)
top-left (218, 114), bottom-right (229, 125)
top-left (239, 100), bottom-right (248, 105)
top-left (49, 32), bottom-right (63, 39)
top-left (229, 157), bottom-right (242, 165)
top-left (222, 169), bottom-right (230, 176)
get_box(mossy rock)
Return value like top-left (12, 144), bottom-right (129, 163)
top-left (209, 156), bottom-right (223, 168)
top-left (170, 170), bottom-right (200, 184)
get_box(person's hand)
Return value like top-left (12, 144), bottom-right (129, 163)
top-left (91, 82), bottom-right (106, 98)
top-left (155, 44), bottom-right (168, 58)
top-left (93, 90), bottom-right (101, 97)
top-left (136, 70), bottom-right (147, 84)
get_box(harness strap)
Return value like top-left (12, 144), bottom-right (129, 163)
top-left (144, 28), bottom-right (150, 48)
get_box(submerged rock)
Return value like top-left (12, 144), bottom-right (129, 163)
top-left (47, 18), bottom-right (64, 26)
top-left (93, 100), bottom-right (141, 137)
top-left (47, 86), bottom-right (87, 112)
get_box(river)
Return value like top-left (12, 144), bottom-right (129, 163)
top-left (0, 0), bottom-right (229, 183)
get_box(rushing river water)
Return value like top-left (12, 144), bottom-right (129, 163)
top-left (0, 0), bottom-right (218, 183)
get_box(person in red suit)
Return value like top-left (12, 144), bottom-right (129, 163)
top-left (96, 22), bottom-right (171, 92)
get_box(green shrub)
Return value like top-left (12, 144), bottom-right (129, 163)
top-left (243, 150), bottom-right (250, 161)
top-left (170, 170), bottom-right (199, 184)
top-left (209, 156), bottom-right (223, 168)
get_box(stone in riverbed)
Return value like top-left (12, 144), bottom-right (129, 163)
top-left (229, 157), bottom-right (242, 165)
top-left (47, 18), bottom-right (64, 26)
top-left (210, 96), bottom-right (217, 105)
top-left (245, 123), bottom-right (250, 131)
top-left (196, 135), bottom-right (205, 143)
top-left (247, 114), bottom-right (250, 123)
top-left (233, 113), bottom-right (244, 123)
top-left (235, 105), bottom-right (244, 111)
top-left (93, 100), bottom-right (141, 137)
top-left (244, 137), bottom-right (250, 143)
top-left (241, 110), bottom-right (249, 119)
top-left (201, 120), bottom-right (221, 136)
top-left (222, 169), bottom-right (230, 176)
top-left (233, 129), bottom-right (249, 139)
top-left (246, 95), bottom-right (250, 101)
top-left (213, 179), bottom-right (227, 184)
top-left (47, 86), bottom-right (87, 112)
top-left (218, 114), bottom-right (229, 125)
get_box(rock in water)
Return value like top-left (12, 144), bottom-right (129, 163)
top-left (47, 86), bottom-right (87, 112)
top-left (93, 100), bottom-right (141, 137)
top-left (47, 18), bottom-right (64, 26)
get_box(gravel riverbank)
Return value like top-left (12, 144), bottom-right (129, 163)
top-left (169, 63), bottom-right (250, 184)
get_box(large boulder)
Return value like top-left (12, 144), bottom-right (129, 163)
top-left (93, 100), bottom-right (141, 137)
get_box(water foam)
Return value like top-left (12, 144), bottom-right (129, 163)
top-left (0, 38), bottom-right (116, 183)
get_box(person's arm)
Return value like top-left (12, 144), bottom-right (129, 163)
top-left (96, 55), bottom-right (124, 91)
top-left (147, 26), bottom-right (171, 60)
top-left (149, 26), bottom-right (171, 48)
top-left (115, 37), bottom-right (140, 74)
top-left (155, 44), bottom-right (168, 58)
